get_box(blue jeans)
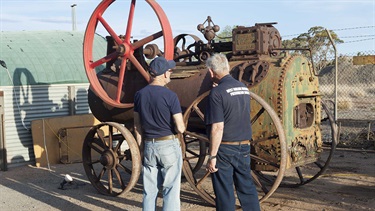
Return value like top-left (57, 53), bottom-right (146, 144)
top-left (212, 144), bottom-right (260, 211)
top-left (142, 138), bottom-right (182, 211)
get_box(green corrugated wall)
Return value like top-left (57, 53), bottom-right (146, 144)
top-left (0, 31), bottom-right (107, 86)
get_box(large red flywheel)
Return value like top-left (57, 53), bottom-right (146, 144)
top-left (83, 0), bottom-right (174, 108)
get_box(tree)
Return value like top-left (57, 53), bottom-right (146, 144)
top-left (282, 26), bottom-right (344, 71)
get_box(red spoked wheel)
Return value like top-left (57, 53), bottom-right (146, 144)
top-left (83, 0), bottom-right (174, 108)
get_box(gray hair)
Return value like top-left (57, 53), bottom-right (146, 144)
top-left (205, 53), bottom-right (230, 75)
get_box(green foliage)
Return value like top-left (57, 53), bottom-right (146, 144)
top-left (283, 26), bottom-right (343, 52)
top-left (282, 26), bottom-right (344, 70)
top-left (214, 25), bottom-right (236, 42)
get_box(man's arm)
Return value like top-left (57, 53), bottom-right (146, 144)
top-left (133, 112), bottom-right (143, 151)
top-left (206, 121), bottom-right (224, 173)
top-left (172, 113), bottom-right (186, 134)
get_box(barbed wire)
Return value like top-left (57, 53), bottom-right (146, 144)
top-left (283, 26), bottom-right (375, 38)
top-left (340, 37), bottom-right (375, 44)
top-left (330, 26), bottom-right (375, 31)
top-left (340, 35), bottom-right (375, 38)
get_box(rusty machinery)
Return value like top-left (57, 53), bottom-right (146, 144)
top-left (81, 0), bottom-right (338, 206)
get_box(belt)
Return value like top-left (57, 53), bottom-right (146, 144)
top-left (221, 140), bottom-right (250, 145)
top-left (145, 134), bottom-right (176, 142)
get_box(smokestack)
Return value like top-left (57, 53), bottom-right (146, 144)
top-left (71, 4), bottom-right (77, 31)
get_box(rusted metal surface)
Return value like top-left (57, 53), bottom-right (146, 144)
top-left (232, 23), bottom-right (281, 57)
top-left (173, 34), bottom-right (202, 63)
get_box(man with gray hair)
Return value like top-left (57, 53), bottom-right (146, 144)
top-left (205, 53), bottom-right (260, 211)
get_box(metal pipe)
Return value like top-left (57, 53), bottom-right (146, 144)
top-left (71, 4), bottom-right (77, 31)
top-left (0, 91), bottom-right (7, 171)
top-left (326, 28), bottom-right (338, 122)
top-left (68, 86), bottom-right (76, 116)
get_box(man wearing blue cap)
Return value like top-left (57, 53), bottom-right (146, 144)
top-left (134, 56), bottom-right (185, 211)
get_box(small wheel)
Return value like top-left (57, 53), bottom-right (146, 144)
top-left (173, 34), bottom-right (202, 62)
top-left (82, 122), bottom-right (141, 196)
top-left (181, 91), bottom-right (287, 206)
top-left (83, 0), bottom-right (174, 108)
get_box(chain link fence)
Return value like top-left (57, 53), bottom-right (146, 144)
top-left (318, 50), bottom-right (375, 149)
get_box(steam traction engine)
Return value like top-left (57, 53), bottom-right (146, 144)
top-left (82, 0), bottom-right (338, 206)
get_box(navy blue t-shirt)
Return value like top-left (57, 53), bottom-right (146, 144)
top-left (205, 75), bottom-right (252, 141)
top-left (134, 85), bottom-right (182, 139)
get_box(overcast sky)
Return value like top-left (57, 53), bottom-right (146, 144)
top-left (1, 0), bottom-right (374, 55)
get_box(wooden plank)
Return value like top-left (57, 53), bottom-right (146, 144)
top-left (58, 127), bottom-right (93, 164)
top-left (31, 114), bottom-right (101, 167)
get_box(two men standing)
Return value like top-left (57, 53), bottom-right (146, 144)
top-left (134, 54), bottom-right (260, 211)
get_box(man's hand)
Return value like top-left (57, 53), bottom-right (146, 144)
top-left (206, 158), bottom-right (218, 173)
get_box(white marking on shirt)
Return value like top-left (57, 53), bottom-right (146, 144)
top-left (226, 87), bottom-right (250, 96)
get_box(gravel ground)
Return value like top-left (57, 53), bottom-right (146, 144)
top-left (0, 149), bottom-right (374, 211)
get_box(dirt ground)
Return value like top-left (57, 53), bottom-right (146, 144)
top-left (0, 148), bottom-right (374, 211)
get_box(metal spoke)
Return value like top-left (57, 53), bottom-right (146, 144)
top-left (295, 167), bottom-right (305, 184)
top-left (196, 171), bottom-right (210, 188)
top-left (109, 126), bottom-right (113, 149)
top-left (186, 148), bottom-right (200, 157)
top-left (98, 167), bottom-right (106, 182)
top-left (124, 0), bottom-right (136, 42)
top-left (108, 169), bottom-right (113, 194)
top-left (314, 161), bottom-right (324, 169)
top-left (193, 104), bottom-right (205, 121)
top-left (132, 31), bottom-right (163, 49)
top-left (251, 107), bottom-right (265, 124)
top-left (88, 140), bottom-right (105, 154)
top-left (89, 159), bottom-right (101, 165)
top-left (250, 154), bottom-right (280, 168)
top-left (113, 167), bottom-right (124, 189)
top-left (97, 15), bottom-right (122, 44)
top-left (89, 51), bottom-right (120, 69)
top-left (117, 162), bottom-right (132, 175)
top-left (252, 171), bottom-right (269, 194)
top-left (96, 128), bottom-right (108, 148)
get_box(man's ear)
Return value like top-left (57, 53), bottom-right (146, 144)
top-left (208, 68), bottom-right (214, 77)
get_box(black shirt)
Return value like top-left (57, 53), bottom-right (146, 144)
top-left (205, 75), bottom-right (252, 141)
top-left (134, 85), bottom-right (182, 139)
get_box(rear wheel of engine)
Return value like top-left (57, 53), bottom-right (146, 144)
top-left (182, 91), bottom-right (287, 206)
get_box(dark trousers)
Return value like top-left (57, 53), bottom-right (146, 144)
top-left (212, 144), bottom-right (261, 211)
